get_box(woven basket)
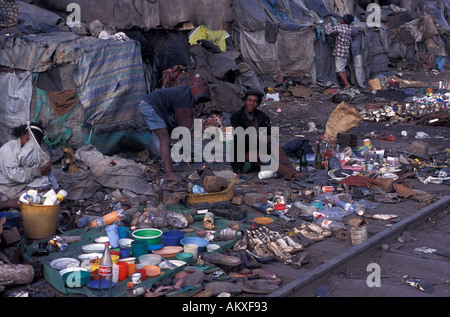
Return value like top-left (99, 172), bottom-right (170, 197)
top-left (186, 180), bottom-right (238, 205)
top-left (0, 0), bottom-right (18, 28)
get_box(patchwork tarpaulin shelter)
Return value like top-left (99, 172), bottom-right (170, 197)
top-left (0, 2), bottom-right (150, 155)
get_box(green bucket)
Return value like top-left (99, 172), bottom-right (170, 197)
top-left (131, 228), bottom-right (162, 245)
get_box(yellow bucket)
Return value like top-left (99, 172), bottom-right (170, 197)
top-left (19, 202), bottom-right (60, 240)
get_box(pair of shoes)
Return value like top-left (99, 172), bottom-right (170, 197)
top-left (293, 226), bottom-right (324, 242)
top-left (267, 241), bottom-right (293, 263)
top-left (247, 230), bottom-right (274, 259)
top-left (294, 221), bottom-right (331, 241)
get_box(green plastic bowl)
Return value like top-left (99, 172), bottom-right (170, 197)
top-left (62, 270), bottom-right (91, 288)
top-left (176, 252), bottom-right (194, 262)
top-left (132, 228), bottom-right (163, 245)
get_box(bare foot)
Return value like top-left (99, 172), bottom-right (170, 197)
top-left (171, 165), bottom-right (183, 173)
top-left (165, 171), bottom-right (182, 181)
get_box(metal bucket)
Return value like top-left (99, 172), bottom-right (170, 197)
top-left (19, 202), bottom-right (60, 240)
top-left (350, 226), bottom-right (367, 245)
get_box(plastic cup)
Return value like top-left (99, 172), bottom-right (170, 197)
top-left (105, 224), bottom-right (120, 248)
top-left (117, 226), bottom-right (131, 239)
top-left (117, 262), bottom-right (128, 281)
top-left (183, 243), bottom-right (198, 259)
top-left (131, 240), bottom-right (148, 259)
top-left (120, 247), bottom-right (131, 258)
top-left (128, 263), bottom-right (137, 277)
top-left (137, 268), bottom-right (147, 281)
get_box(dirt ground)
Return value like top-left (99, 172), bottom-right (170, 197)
top-left (1, 69), bottom-right (449, 298)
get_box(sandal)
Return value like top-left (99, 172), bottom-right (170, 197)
top-left (165, 283), bottom-right (203, 297)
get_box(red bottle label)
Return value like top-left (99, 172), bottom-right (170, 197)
top-left (99, 265), bottom-right (112, 276)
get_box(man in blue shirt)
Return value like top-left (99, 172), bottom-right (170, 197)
top-left (140, 83), bottom-right (210, 181)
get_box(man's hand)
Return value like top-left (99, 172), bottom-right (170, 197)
top-left (40, 161), bottom-right (52, 175)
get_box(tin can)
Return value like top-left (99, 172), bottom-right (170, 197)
top-left (321, 186), bottom-right (334, 193)
top-left (131, 272), bottom-right (142, 285)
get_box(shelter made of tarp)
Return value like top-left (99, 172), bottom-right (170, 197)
top-left (231, 0), bottom-right (389, 86)
top-left (0, 30), bottom-right (150, 154)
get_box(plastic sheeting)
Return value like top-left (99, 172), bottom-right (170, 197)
top-left (189, 25), bottom-right (227, 51)
top-left (0, 70), bottom-right (32, 146)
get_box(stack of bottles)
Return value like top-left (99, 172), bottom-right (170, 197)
top-left (19, 189), bottom-right (67, 206)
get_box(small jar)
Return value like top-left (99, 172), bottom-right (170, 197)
top-left (56, 189), bottom-right (67, 202)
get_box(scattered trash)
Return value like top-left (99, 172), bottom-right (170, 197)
top-left (402, 275), bottom-right (433, 293)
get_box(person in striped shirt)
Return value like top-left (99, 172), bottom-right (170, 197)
top-left (325, 14), bottom-right (354, 90)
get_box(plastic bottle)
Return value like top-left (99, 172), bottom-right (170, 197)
top-left (98, 242), bottom-right (113, 297)
top-left (19, 193), bottom-right (46, 205)
top-left (252, 203), bottom-right (274, 215)
top-left (153, 185), bottom-right (164, 205)
top-left (56, 189), bottom-right (67, 203)
top-left (316, 217), bottom-right (346, 230)
top-left (293, 201), bottom-right (317, 215)
top-left (89, 209), bottom-right (126, 229)
top-left (334, 199), bottom-right (365, 216)
top-left (76, 215), bottom-right (99, 228)
top-left (313, 206), bottom-right (347, 221)
top-left (42, 189), bottom-right (58, 206)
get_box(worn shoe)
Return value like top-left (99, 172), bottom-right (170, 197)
top-left (276, 238), bottom-right (294, 253)
top-left (307, 221), bottom-right (332, 237)
top-left (233, 230), bottom-right (248, 251)
top-left (238, 250), bottom-right (261, 268)
top-left (291, 251), bottom-right (311, 269)
top-left (245, 249), bottom-right (273, 264)
top-left (165, 283), bottom-right (203, 297)
top-left (238, 279), bottom-right (279, 294)
top-left (201, 252), bottom-right (241, 268)
top-left (284, 235), bottom-right (304, 252)
top-left (267, 241), bottom-right (293, 263)
top-left (293, 226), bottom-right (324, 242)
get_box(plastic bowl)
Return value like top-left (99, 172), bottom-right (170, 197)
top-left (62, 270), bottom-right (91, 288)
top-left (118, 238), bottom-right (134, 248)
top-left (176, 252), bottom-right (193, 262)
top-left (138, 254), bottom-right (162, 266)
top-left (152, 246), bottom-right (183, 258)
top-left (180, 237), bottom-right (209, 252)
top-left (142, 265), bottom-right (161, 278)
top-left (89, 255), bottom-right (119, 271)
top-left (132, 228), bottom-right (163, 245)
top-left (162, 230), bottom-right (184, 246)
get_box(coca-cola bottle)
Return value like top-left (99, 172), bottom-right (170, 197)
top-left (98, 243), bottom-right (113, 297)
